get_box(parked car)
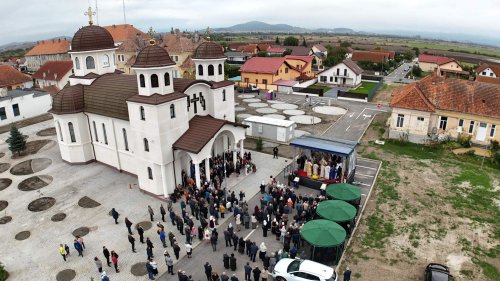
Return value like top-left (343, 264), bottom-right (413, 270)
top-left (425, 263), bottom-right (454, 281)
top-left (272, 258), bottom-right (337, 281)
top-left (236, 85), bottom-right (260, 93)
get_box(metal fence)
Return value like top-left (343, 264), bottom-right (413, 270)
top-left (292, 87), bottom-right (324, 96)
top-left (361, 74), bottom-right (384, 81)
top-left (367, 79), bottom-right (384, 101)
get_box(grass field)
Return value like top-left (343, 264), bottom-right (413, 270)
top-left (308, 84), bottom-right (332, 92)
top-left (350, 81), bottom-right (379, 95)
top-left (410, 42), bottom-right (500, 58)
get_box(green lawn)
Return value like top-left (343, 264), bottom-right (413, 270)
top-left (308, 84), bottom-right (331, 92)
top-left (349, 81), bottom-right (379, 95)
top-left (410, 42), bottom-right (500, 58)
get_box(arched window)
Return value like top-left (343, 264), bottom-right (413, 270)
top-left (218, 64), bottom-right (223, 75)
top-left (139, 74), bottom-right (145, 88)
top-left (102, 54), bottom-right (110, 67)
top-left (122, 128), bottom-right (129, 151)
top-left (102, 123), bottom-right (108, 145)
top-left (170, 104), bottom-right (175, 118)
top-left (147, 167), bottom-right (153, 179)
top-left (164, 72), bottom-right (170, 86)
top-left (208, 65), bottom-right (214, 76)
top-left (140, 106), bottom-right (145, 120)
top-left (75, 58), bottom-right (80, 70)
top-left (222, 89), bottom-right (226, 101)
top-left (68, 122), bottom-right (76, 143)
top-left (151, 74), bottom-right (159, 88)
top-left (144, 138), bottom-right (149, 152)
top-left (85, 56), bottom-right (95, 69)
top-left (56, 121), bottom-right (63, 141)
top-left (198, 65), bottom-right (203, 76)
top-left (93, 121), bottom-right (98, 141)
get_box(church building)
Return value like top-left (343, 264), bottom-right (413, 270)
top-left (50, 19), bottom-right (246, 197)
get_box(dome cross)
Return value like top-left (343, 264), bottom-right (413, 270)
top-left (85, 6), bottom-right (96, 26)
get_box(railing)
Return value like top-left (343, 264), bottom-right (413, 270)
top-left (292, 87), bottom-right (324, 96)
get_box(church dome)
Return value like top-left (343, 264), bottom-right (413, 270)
top-left (193, 42), bottom-right (225, 59)
top-left (132, 45), bottom-right (176, 68)
top-left (71, 25), bottom-right (115, 52)
top-left (50, 85), bottom-right (84, 114)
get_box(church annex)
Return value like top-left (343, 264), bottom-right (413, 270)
top-left (50, 21), bottom-right (246, 197)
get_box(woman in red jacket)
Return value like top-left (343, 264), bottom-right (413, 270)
top-left (111, 250), bottom-right (120, 273)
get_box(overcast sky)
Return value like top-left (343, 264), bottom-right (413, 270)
top-left (1, 0), bottom-right (499, 46)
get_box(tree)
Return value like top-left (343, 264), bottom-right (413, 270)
top-left (275, 36), bottom-right (280, 45)
top-left (224, 62), bottom-right (240, 79)
top-left (339, 41), bottom-right (351, 48)
top-left (323, 46), bottom-right (348, 67)
top-left (0, 262), bottom-right (8, 281)
top-left (403, 50), bottom-right (414, 61)
top-left (283, 36), bottom-right (299, 46)
top-left (412, 65), bottom-right (422, 77)
top-left (256, 51), bottom-right (268, 57)
top-left (412, 47), bottom-right (420, 56)
top-left (283, 49), bottom-right (292, 56)
top-left (302, 38), bottom-right (307, 47)
top-left (6, 124), bottom-right (26, 156)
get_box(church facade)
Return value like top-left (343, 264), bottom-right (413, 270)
top-left (50, 23), bottom-right (246, 197)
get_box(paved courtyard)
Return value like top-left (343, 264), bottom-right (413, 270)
top-left (0, 120), bottom-right (289, 281)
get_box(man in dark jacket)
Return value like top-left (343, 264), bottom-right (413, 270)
top-left (220, 272), bottom-right (229, 281)
top-left (232, 234), bottom-right (239, 251)
top-left (128, 234), bottom-right (136, 252)
top-left (223, 253), bottom-right (230, 269)
top-left (125, 217), bottom-right (133, 234)
top-left (210, 232), bottom-right (218, 251)
top-left (138, 225), bottom-right (145, 243)
top-left (224, 230), bottom-right (232, 247)
top-left (173, 242), bottom-right (181, 260)
top-left (160, 204), bottom-right (167, 222)
top-left (111, 208), bottom-right (119, 224)
top-left (250, 243), bottom-right (258, 262)
top-left (252, 267), bottom-right (261, 281)
top-left (343, 267), bottom-right (352, 281)
top-left (244, 263), bottom-right (252, 281)
top-left (204, 262), bottom-right (212, 281)
top-left (102, 246), bottom-right (111, 266)
top-left (229, 253), bottom-right (237, 271)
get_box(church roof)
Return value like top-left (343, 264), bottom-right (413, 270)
top-left (173, 115), bottom-right (247, 154)
top-left (71, 25), bottom-right (115, 52)
top-left (51, 84), bottom-right (85, 114)
top-left (193, 42), bottom-right (225, 59)
top-left (132, 45), bottom-right (175, 68)
top-left (173, 78), bottom-right (233, 92)
top-left (127, 92), bottom-right (187, 105)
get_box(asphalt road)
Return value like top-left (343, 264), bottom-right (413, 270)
top-left (385, 62), bottom-right (415, 84)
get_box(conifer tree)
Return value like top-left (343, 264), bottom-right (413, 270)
top-left (6, 124), bottom-right (26, 156)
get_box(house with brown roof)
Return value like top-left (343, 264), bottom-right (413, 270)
top-left (50, 22), bottom-right (245, 197)
top-left (351, 51), bottom-right (390, 63)
top-left (115, 39), bottom-right (143, 75)
top-left (389, 75), bottom-right (500, 145)
top-left (0, 65), bottom-right (33, 91)
top-left (24, 39), bottom-right (70, 71)
top-left (162, 31), bottom-right (205, 78)
top-left (32, 60), bottom-right (73, 90)
top-left (418, 54), bottom-right (466, 76)
top-left (317, 59), bottom-right (363, 87)
top-left (475, 63), bottom-right (500, 85)
top-left (237, 44), bottom-right (259, 55)
top-left (103, 24), bottom-right (149, 44)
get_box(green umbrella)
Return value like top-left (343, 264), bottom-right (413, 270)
top-left (300, 219), bottom-right (346, 247)
top-left (326, 183), bottom-right (362, 202)
top-left (317, 200), bottom-right (357, 222)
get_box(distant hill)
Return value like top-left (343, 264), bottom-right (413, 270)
top-left (0, 36), bottom-right (71, 52)
top-left (214, 21), bottom-right (309, 33)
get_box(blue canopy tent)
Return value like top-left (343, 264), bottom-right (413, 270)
top-left (289, 135), bottom-right (357, 189)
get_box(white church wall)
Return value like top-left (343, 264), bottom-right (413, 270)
top-left (54, 113), bottom-right (94, 163)
top-left (134, 67), bottom-right (175, 97)
top-left (156, 98), bottom-right (189, 163)
top-left (184, 84), bottom-right (211, 120)
top-left (211, 85), bottom-right (235, 122)
top-left (193, 58), bottom-right (225, 82)
top-left (114, 118), bottom-right (137, 175)
top-left (70, 48), bottom-right (116, 77)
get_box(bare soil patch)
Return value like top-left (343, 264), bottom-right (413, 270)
top-left (0, 178), bottom-right (12, 191)
top-left (55, 269), bottom-right (76, 281)
top-left (15, 231), bottom-right (31, 241)
top-left (36, 127), bottom-right (56, 136)
top-left (0, 200), bottom-right (7, 211)
top-left (11, 139), bottom-right (53, 159)
top-left (10, 158), bottom-right (52, 175)
top-left (0, 163), bottom-right (11, 173)
top-left (0, 152), bottom-right (4, 159)
top-left (78, 196), bottom-right (101, 208)
top-left (0, 216), bottom-right (12, 224)
top-left (51, 213), bottom-right (67, 222)
top-left (136, 221), bottom-right (153, 231)
top-left (18, 175), bottom-right (53, 191)
top-left (131, 262), bottom-right (148, 276)
top-left (72, 227), bottom-right (90, 237)
top-left (27, 197), bottom-right (56, 212)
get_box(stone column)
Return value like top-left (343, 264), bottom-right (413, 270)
top-left (194, 162), bottom-right (201, 188)
top-left (205, 157), bottom-right (211, 183)
top-left (240, 139), bottom-right (245, 158)
top-left (161, 164), bottom-right (169, 197)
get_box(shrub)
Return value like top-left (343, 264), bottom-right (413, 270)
top-left (495, 151), bottom-right (500, 165)
top-left (256, 138), bottom-right (263, 152)
top-left (0, 262), bottom-right (8, 281)
top-left (457, 133), bottom-right (472, 148)
top-left (6, 124), bottom-right (26, 156)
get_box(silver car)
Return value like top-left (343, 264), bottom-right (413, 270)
top-left (272, 258), bottom-right (338, 281)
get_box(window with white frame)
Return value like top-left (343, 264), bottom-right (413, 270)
top-left (439, 116), bottom-right (448, 130)
top-left (396, 114), bottom-right (404, 128)
top-left (490, 124), bottom-right (496, 137)
top-left (468, 121), bottom-right (475, 134)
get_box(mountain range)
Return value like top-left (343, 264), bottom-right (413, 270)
top-left (213, 21), bottom-right (361, 34)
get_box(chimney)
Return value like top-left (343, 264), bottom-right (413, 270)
top-left (54, 73), bottom-right (58, 80)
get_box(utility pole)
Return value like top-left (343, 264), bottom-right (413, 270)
top-left (95, 0), bottom-right (99, 25)
top-left (123, 0), bottom-right (127, 24)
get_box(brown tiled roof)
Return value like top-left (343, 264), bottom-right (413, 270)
top-left (239, 57), bottom-right (286, 74)
top-left (193, 42), bottom-right (225, 59)
top-left (32, 60), bottom-right (73, 81)
top-left (25, 39), bottom-right (70, 56)
top-left (476, 75), bottom-right (500, 85)
top-left (342, 58), bottom-right (364, 75)
top-left (0, 65), bottom-right (31, 87)
top-left (163, 33), bottom-right (205, 53)
top-left (313, 44), bottom-right (327, 52)
top-left (173, 78), bottom-right (233, 92)
top-left (476, 63), bottom-right (500, 76)
top-left (103, 24), bottom-right (149, 43)
top-left (173, 115), bottom-right (246, 154)
top-left (68, 69), bottom-right (123, 79)
top-left (391, 75), bottom-right (500, 118)
top-left (418, 54), bottom-right (456, 65)
top-left (71, 25), bottom-right (115, 52)
top-left (237, 44), bottom-right (258, 53)
top-left (41, 85), bottom-right (60, 96)
top-left (117, 39), bottom-right (141, 52)
top-left (257, 44), bottom-right (271, 52)
top-left (127, 92), bottom-right (187, 105)
top-left (50, 84), bottom-right (84, 114)
top-left (180, 55), bottom-right (194, 69)
top-left (132, 45), bottom-right (175, 68)
top-left (371, 50), bottom-right (395, 59)
top-left (352, 51), bottom-right (388, 63)
top-left (280, 46), bottom-right (310, 56)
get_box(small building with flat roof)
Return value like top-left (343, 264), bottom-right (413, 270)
top-left (242, 116), bottom-right (296, 143)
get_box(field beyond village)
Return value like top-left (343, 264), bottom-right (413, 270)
top-left (339, 114), bottom-right (500, 281)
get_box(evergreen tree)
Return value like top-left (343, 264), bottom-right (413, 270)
top-left (6, 124), bottom-right (26, 156)
top-left (283, 36), bottom-right (299, 46)
top-left (302, 38), bottom-right (307, 47)
top-left (275, 36), bottom-right (280, 44)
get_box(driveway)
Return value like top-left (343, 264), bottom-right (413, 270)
top-left (385, 62), bottom-right (415, 84)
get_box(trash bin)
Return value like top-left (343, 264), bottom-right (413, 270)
top-left (293, 177), bottom-right (300, 189)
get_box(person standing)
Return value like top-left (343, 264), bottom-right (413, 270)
top-left (160, 204), bottom-right (167, 222)
top-left (252, 267), bottom-right (261, 281)
top-left (244, 263), bottom-right (252, 281)
top-left (64, 244), bottom-right (70, 257)
top-left (343, 267), bottom-right (352, 281)
top-left (100, 271), bottom-right (110, 281)
top-left (111, 208), bottom-right (119, 224)
top-left (74, 239), bottom-right (83, 257)
top-left (128, 234), bottom-right (136, 253)
top-left (210, 231), bottom-right (218, 251)
top-left (204, 262), bottom-right (212, 281)
top-left (165, 251), bottom-right (174, 275)
top-left (173, 242), bottom-right (181, 260)
top-left (185, 242), bottom-right (193, 258)
top-left (261, 268), bottom-right (269, 281)
top-left (111, 250), bottom-right (119, 273)
top-left (146, 259), bottom-right (155, 280)
top-left (224, 229), bottom-right (232, 247)
top-left (230, 253), bottom-right (237, 271)
top-left (94, 257), bottom-right (103, 273)
top-left (273, 147), bottom-right (278, 159)
top-left (59, 244), bottom-right (67, 261)
top-left (231, 274), bottom-right (239, 281)
top-left (232, 234), bottom-right (238, 251)
top-left (138, 225), bottom-right (145, 244)
top-left (103, 246), bottom-right (111, 266)
top-left (250, 242), bottom-right (258, 262)
top-left (125, 217), bottom-right (133, 235)
top-left (148, 205), bottom-right (155, 221)
top-left (77, 236), bottom-right (85, 250)
top-left (159, 229), bottom-right (167, 248)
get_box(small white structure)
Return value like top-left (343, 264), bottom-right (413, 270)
top-left (243, 116), bottom-right (296, 143)
top-left (0, 89), bottom-right (51, 126)
top-left (318, 58), bottom-right (363, 87)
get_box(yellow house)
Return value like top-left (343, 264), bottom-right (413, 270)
top-left (239, 56), bottom-right (313, 91)
top-left (389, 75), bottom-right (500, 145)
top-left (163, 32), bottom-right (205, 78)
top-left (418, 54), bottom-right (467, 76)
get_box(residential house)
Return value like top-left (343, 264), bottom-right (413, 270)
top-left (371, 50), bottom-right (395, 60)
top-left (318, 59), bottom-right (363, 87)
top-left (267, 47), bottom-right (286, 56)
top-left (418, 54), bottom-right (467, 77)
top-left (345, 47), bottom-right (354, 59)
top-left (0, 88), bottom-right (52, 125)
top-left (237, 44), bottom-right (259, 55)
top-left (280, 46), bottom-right (311, 56)
top-left (103, 24), bottom-right (149, 45)
top-left (239, 55), bottom-right (313, 90)
top-left (24, 39), bottom-right (70, 71)
top-left (311, 44), bottom-right (328, 56)
top-left (32, 60), bottom-right (73, 90)
top-left (257, 44), bottom-right (271, 53)
top-left (163, 31), bottom-right (205, 78)
top-left (351, 51), bottom-right (391, 63)
top-left (229, 43), bottom-right (246, 52)
top-left (115, 39), bottom-right (142, 74)
top-left (225, 52), bottom-right (250, 64)
top-left (475, 63), bottom-right (500, 85)
top-left (389, 75), bottom-right (500, 145)
top-left (0, 65), bottom-right (32, 91)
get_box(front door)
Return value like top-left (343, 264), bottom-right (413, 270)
top-left (342, 77), bottom-right (346, 84)
top-left (476, 122), bottom-right (487, 141)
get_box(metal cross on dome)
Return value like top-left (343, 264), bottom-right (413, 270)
top-left (85, 6), bottom-right (96, 26)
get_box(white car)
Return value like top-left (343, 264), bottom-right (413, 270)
top-left (272, 258), bottom-right (338, 281)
